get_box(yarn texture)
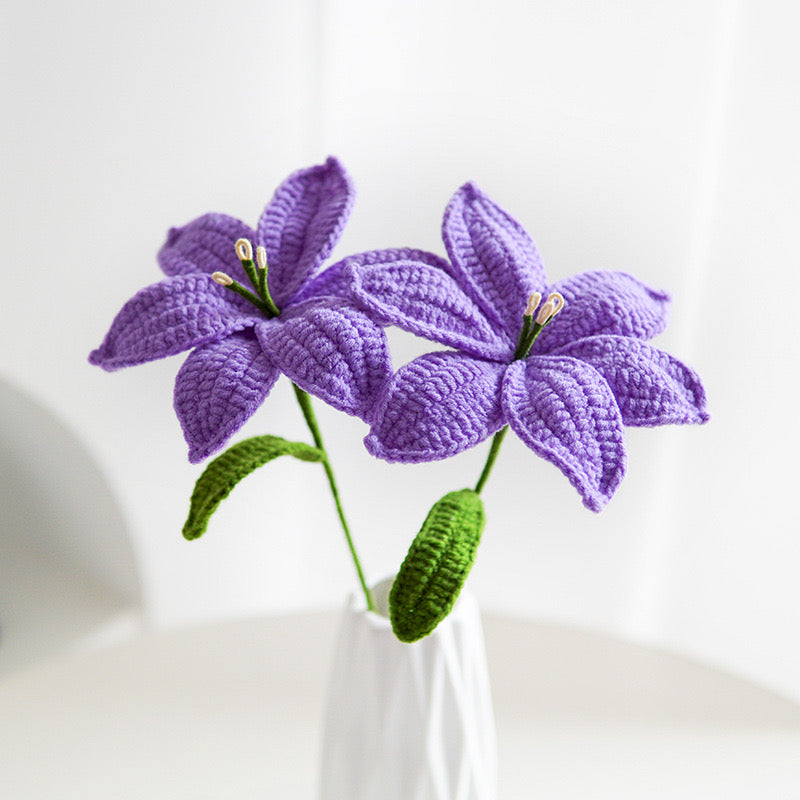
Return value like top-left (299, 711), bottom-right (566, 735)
top-left (389, 488), bottom-right (485, 643)
top-left (86, 156), bottom-right (712, 641)
top-left (182, 435), bottom-right (324, 541)
top-left (89, 157), bottom-right (394, 463)
top-left (350, 182), bottom-right (709, 511)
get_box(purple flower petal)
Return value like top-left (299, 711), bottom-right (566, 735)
top-left (442, 183), bottom-right (548, 336)
top-left (157, 213), bottom-right (255, 281)
top-left (502, 357), bottom-right (626, 511)
top-left (174, 332), bottom-right (280, 463)
top-left (349, 259), bottom-right (514, 361)
top-left (291, 259), bottom-right (351, 303)
top-left (552, 335), bottom-right (710, 427)
top-left (256, 157), bottom-right (355, 307)
top-left (534, 271), bottom-right (671, 354)
top-left (255, 298), bottom-right (390, 421)
top-left (365, 352), bottom-right (507, 462)
top-left (295, 248), bottom-right (452, 304)
top-left (88, 275), bottom-right (255, 371)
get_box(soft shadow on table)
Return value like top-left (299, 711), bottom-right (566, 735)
top-left (484, 614), bottom-right (800, 729)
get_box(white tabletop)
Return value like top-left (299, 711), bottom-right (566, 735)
top-left (1, 611), bottom-right (798, 799)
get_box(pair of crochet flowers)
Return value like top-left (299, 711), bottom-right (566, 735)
top-left (90, 157), bottom-right (708, 512)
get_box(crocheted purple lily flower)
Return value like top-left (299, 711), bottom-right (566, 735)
top-left (349, 183), bottom-right (709, 511)
top-left (90, 157), bottom-right (392, 463)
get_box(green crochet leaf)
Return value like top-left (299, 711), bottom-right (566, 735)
top-left (182, 435), bottom-right (324, 541)
top-left (389, 488), bottom-right (485, 642)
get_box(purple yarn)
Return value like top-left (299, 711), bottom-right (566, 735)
top-left (351, 182), bottom-right (709, 511)
top-left (89, 158), bottom-right (392, 463)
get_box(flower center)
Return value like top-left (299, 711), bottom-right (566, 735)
top-left (211, 238), bottom-right (281, 318)
top-left (513, 291), bottom-right (565, 360)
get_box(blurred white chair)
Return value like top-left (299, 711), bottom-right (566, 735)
top-left (0, 377), bottom-right (143, 677)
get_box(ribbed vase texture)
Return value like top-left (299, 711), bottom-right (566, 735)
top-left (318, 588), bottom-right (497, 800)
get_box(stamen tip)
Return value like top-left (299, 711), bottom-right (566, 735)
top-left (212, 271), bottom-right (234, 286)
top-left (535, 292), bottom-right (565, 325)
top-left (235, 238), bottom-right (253, 261)
top-left (548, 292), bottom-right (565, 317)
top-left (256, 245), bottom-right (267, 270)
top-left (524, 291), bottom-right (542, 317)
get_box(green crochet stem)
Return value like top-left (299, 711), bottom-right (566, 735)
top-left (474, 425), bottom-right (510, 494)
top-left (292, 384), bottom-right (375, 612)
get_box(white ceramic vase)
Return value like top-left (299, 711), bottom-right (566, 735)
top-left (318, 579), bottom-right (497, 800)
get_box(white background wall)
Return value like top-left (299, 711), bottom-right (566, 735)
top-left (2, 0), bottom-right (799, 700)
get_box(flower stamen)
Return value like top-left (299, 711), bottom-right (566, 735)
top-left (514, 291), bottom-right (566, 360)
top-left (535, 292), bottom-right (565, 326)
top-left (515, 292), bottom-right (541, 359)
top-left (235, 237), bottom-right (261, 295)
top-left (524, 291), bottom-right (542, 318)
top-left (235, 238), bottom-right (254, 262)
top-left (212, 270), bottom-right (272, 316)
top-left (250, 244), bottom-right (280, 317)
top-left (255, 245), bottom-right (270, 309)
top-left (227, 240), bottom-right (281, 317)
top-left (212, 271), bottom-right (234, 286)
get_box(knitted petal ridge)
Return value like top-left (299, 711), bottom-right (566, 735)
top-left (348, 259), bottom-right (514, 361)
top-left (174, 332), bottom-right (280, 463)
top-left (88, 274), bottom-right (255, 371)
top-left (157, 213), bottom-right (255, 280)
top-left (501, 357), bottom-right (626, 511)
top-left (552, 335), bottom-right (710, 426)
top-left (534, 271), bottom-right (671, 354)
top-left (365, 352), bottom-right (507, 462)
top-left (257, 157), bottom-right (355, 307)
top-left (442, 183), bottom-right (548, 336)
top-left (256, 298), bottom-right (391, 422)
top-left (292, 259), bottom-right (351, 303)
top-left (296, 247), bottom-right (453, 306)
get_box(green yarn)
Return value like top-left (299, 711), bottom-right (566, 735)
top-left (182, 435), bottom-right (324, 541)
top-left (220, 278), bottom-right (274, 317)
top-left (292, 385), bottom-right (375, 612)
top-left (474, 425), bottom-right (510, 494)
top-left (239, 258), bottom-right (261, 299)
top-left (389, 489), bottom-right (485, 642)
